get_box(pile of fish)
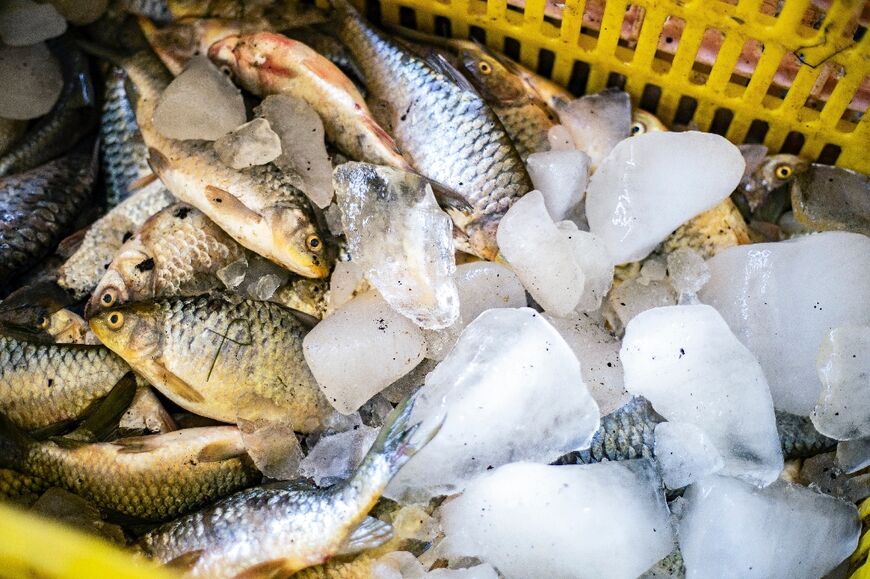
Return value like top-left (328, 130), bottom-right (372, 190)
top-left (0, 0), bottom-right (868, 577)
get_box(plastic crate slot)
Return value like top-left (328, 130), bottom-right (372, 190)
top-left (434, 15), bottom-right (451, 37)
top-left (803, 62), bottom-right (845, 113)
top-left (744, 119), bottom-right (770, 143)
top-left (503, 36), bottom-right (521, 60)
top-left (568, 59), bottom-right (592, 95)
top-left (779, 130), bottom-right (806, 154)
top-left (399, 5), bottom-right (416, 29)
top-left (817, 143), bottom-right (842, 164)
top-left (709, 107), bottom-right (735, 135)
top-left (469, 25), bottom-right (486, 43)
top-left (689, 28), bottom-right (726, 86)
top-left (607, 71), bottom-right (627, 89)
top-left (639, 82), bottom-right (662, 112)
top-left (854, 24), bottom-right (867, 43)
top-left (537, 48), bottom-right (556, 77)
top-left (365, 0), bottom-right (382, 25)
top-left (673, 95), bottom-right (699, 126)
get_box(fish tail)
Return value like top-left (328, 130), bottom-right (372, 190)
top-left (0, 415), bottom-right (33, 471)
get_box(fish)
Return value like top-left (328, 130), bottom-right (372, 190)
top-left (331, 0), bottom-right (532, 260)
top-left (790, 164), bottom-right (870, 236)
top-left (662, 197), bottom-right (752, 260)
top-left (115, 50), bottom-right (329, 278)
top-left (208, 32), bottom-right (411, 170)
top-left (285, 26), bottom-right (366, 88)
top-left (120, 0), bottom-right (173, 23)
top-left (0, 281), bottom-right (74, 341)
top-left (89, 294), bottom-right (334, 430)
top-left (0, 331), bottom-right (130, 430)
top-left (43, 309), bottom-right (100, 345)
top-left (0, 146), bottom-right (97, 296)
top-left (555, 397), bottom-right (835, 467)
top-left (86, 203), bottom-right (245, 317)
top-left (137, 393), bottom-right (442, 577)
top-left (0, 37), bottom-right (98, 178)
top-left (736, 145), bottom-right (808, 212)
top-left (0, 118), bottom-right (26, 158)
top-left (631, 109), bottom-right (668, 135)
top-left (166, 0), bottom-right (327, 28)
top-left (0, 468), bottom-right (50, 505)
top-left (271, 277), bottom-right (330, 320)
top-left (0, 417), bottom-right (261, 521)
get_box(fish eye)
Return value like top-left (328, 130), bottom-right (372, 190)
top-left (106, 312), bottom-right (125, 330)
top-left (631, 121), bottom-right (645, 135)
top-left (219, 65), bottom-right (232, 76)
top-left (37, 316), bottom-right (50, 330)
top-left (101, 288), bottom-right (118, 307)
top-left (306, 234), bottom-right (323, 253)
top-left (477, 61), bottom-right (492, 75)
top-left (774, 164), bottom-right (793, 180)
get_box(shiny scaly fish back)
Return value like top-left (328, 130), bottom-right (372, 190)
top-left (0, 420), bottom-right (260, 521)
top-left (0, 333), bottom-right (130, 429)
top-left (0, 468), bottom-right (49, 505)
top-left (271, 277), bottom-right (329, 320)
top-left (332, 0), bottom-right (531, 260)
top-left (775, 410), bottom-right (836, 459)
top-left (89, 294), bottom-right (333, 430)
top-left (139, 393), bottom-right (443, 577)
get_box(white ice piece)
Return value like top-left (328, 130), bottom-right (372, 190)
top-left (213, 118), bottom-right (281, 170)
top-left (700, 232), bottom-right (870, 415)
top-left (608, 278), bottom-right (676, 329)
top-left (0, 0), bottom-right (66, 46)
top-left (298, 425), bottom-right (379, 485)
top-left (621, 305), bottom-right (783, 486)
top-left (654, 422), bottom-right (724, 489)
top-left (666, 248), bottom-right (710, 303)
top-left (586, 131), bottom-right (744, 264)
top-left (0, 43), bottom-right (63, 119)
top-left (558, 221), bottom-right (613, 311)
top-left (812, 326), bottom-right (870, 441)
top-left (555, 90), bottom-right (631, 169)
top-left (526, 150), bottom-right (590, 221)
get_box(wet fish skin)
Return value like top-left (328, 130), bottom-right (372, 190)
top-left (271, 277), bottom-right (330, 320)
top-left (285, 25), bottom-right (366, 87)
top-left (0, 419), bottom-right (261, 521)
top-left (138, 394), bottom-right (441, 577)
top-left (86, 202), bottom-right (245, 317)
top-left (0, 118), bottom-right (26, 158)
top-left (332, 0), bottom-right (532, 260)
top-left (631, 109), bottom-right (668, 135)
top-left (738, 152), bottom-right (808, 211)
top-left (167, 0), bottom-right (327, 27)
top-left (0, 148), bottom-right (97, 295)
top-left (0, 38), bottom-right (98, 178)
top-left (0, 468), bottom-right (49, 505)
top-left (775, 410), bottom-right (836, 459)
top-left (0, 332), bottom-right (130, 430)
top-left (89, 294), bottom-right (333, 430)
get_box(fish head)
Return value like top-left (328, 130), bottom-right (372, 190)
top-left (456, 42), bottom-right (527, 105)
top-left (467, 219), bottom-right (501, 262)
top-left (266, 206), bottom-right (331, 278)
top-left (86, 242), bottom-right (155, 318)
top-left (758, 154), bottom-right (809, 190)
top-left (89, 302), bottom-right (164, 364)
top-left (631, 110), bottom-right (667, 136)
top-left (141, 17), bottom-right (249, 77)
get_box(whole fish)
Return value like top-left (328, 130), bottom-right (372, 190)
top-left (86, 203), bottom-right (245, 317)
top-left (0, 332), bottom-right (130, 430)
top-left (89, 294), bottom-right (333, 429)
top-left (285, 26), bottom-right (366, 87)
top-left (736, 145), bottom-right (808, 212)
top-left (0, 418), bottom-right (261, 521)
top-left (0, 147), bottom-right (97, 295)
top-left (0, 38), bottom-right (98, 177)
top-left (331, 0), bottom-right (532, 260)
top-left (138, 393), bottom-right (441, 577)
top-left (117, 50), bottom-right (329, 278)
top-left (209, 32), bottom-right (411, 169)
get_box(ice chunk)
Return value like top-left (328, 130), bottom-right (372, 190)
top-left (654, 422), bottom-right (724, 489)
top-left (440, 461), bottom-right (674, 579)
top-left (237, 416), bottom-right (302, 480)
top-left (699, 232), bottom-right (870, 415)
top-left (298, 425), bottom-right (379, 485)
top-left (0, 0), bottom-right (66, 46)
top-left (608, 278), bottom-right (676, 329)
top-left (837, 437), bottom-right (870, 474)
top-left (0, 43), bottom-right (62, 119)
top-left (323, 203), bottom-right (343, 236)
top-left (811, 326), bottom-right (870, 440)
top-left (31, 488), bottom-right (125, 544)
top-left (258, 95), bottom-right (333, 208)
top-left (152, 56), bottom-right (246, 141)
top-left (423, 324), bottom-right (461, 361)
top-left (496, 191), bottom-right (584, 316)
top-left (334, 162), bottom-right (459, 329)
top-left (213, 118), bottom-right (281, 170)
top-left (390, 504), bottom-right (440, 543)
top-left (621, 305), bottom-right (784, 486)
top-left (327, 260), bottom-right (367, 314)
top-left (679, 476), bottom-right (860, 579)
top-left (547, 124), bottom-right (575, 151)
top-left (558, 221), bottom-right (613, 311)
top-left (544, 312), bottom-right (628, 415)
top-left (216, 256), bottom-right (248, 290)
top-left (791, 164), bottom-right (870, 236)
top-left (586, 132), bottom-right (745, 264)
top-left (48, 0), bottom-right (108, 24)
top-left (526, 150), bottom-right (590, 221)
top-left (426, 566), bottom-right (499, 579)
top-left (666, 248), bottom-right (710, 303)
top-left (797, 453), bottom-right (869, 502)
top-left (554, 90), bottom-right (631, 169)
top-left (359, 394), bottom-right (394, 428)
top-left (386, 308), bottom-right (600, 501)
top-left (639, 257), bottom-right (667, 284)
top-left (373, 551), bottom-right (426, 579)
top-left (303, 292), bottom-right (427, 414)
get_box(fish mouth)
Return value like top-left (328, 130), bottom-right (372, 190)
top-left (466, 219), bottom-right (501, 262)
top-left (207, 35), bottom-right (240, 71)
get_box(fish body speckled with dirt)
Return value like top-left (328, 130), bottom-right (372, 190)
top-left (0, 420), bottom-right (260, 521)
top-left (0, 332), bottom-right (130, 430)
top-left (118, 51), bottom-right (329, 278)
top-left (331, 0), bottom-right (531, 260)
top-left (89, 294), bottom-right (333, 430)
top-left (138, 394), bottom-right (441, 577)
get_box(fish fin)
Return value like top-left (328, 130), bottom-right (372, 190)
top-left (426, 179), bottom-right (473, 213)
top-left (338, 517), bottom-right (393, 556)
top-left (197, 440), bottom-right (248, 463)
top-left (0, 414), bottom-right (33, 470)
top-left (65, 372), bottom-right (137, 443)
top-left (127, 172), bottom-right (158, 192)
top-left (164, 549), bottom-right (205, 572)
top-left (204, 186), bottom-right (264, 224)
top-left (424, 52), bottom-right (478, 94)
top-left (232, 558), bottom-right (294, 579)
top-left (287, 308), bottom-right (319, 330)
top-left (113, 435), bottom-right (161, 454)
top-left (147, 147), bottom-right (172, 176)
top-left (143, 359), bottom-right (206, 404)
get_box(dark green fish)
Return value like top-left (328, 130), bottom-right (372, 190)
top-left (0, 147), bottom-right (97, 296)
top-left (0, 37), bottom-right (97, 178)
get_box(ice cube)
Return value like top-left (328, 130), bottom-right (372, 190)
top-left (837, 437), bottom-right (870, 475)
top-left (699, 232), bottom-right (870, 415)
top-left (334, 162), bottom-right (459, 329)
top-left (654, 422), bottom-right (724, 489)
top-left (791, 164), bottom-right (870, 236)
top-left (303, 292), bottom-right (427, 414)
top-left (373, 551), bottom-right (427, 579)
top-left (554, 90), bottom-right (631, 169)
top-left (423, 324), bottom-right (462, 361)
top-left (390, 504), bottom-right (440, 543)
top-left (547, 124), bottom-right (575, 151)
top-left (216, 256), bottom-right (248, 289)
top-left (797, 452), bottom-right (867, 502)
top-left (496, 191), bottom-right (585, 316)
top-left (526, 150), bottom-right (590, 221)
top-left (426, 565), bottom-right (499, 579)
top-left (386, 308), bottom-right (600, 501)
top-left (31, 488), bottom-right (125, 544)
top-left (152, 56), bottom-right (246, 141)
top-left (621, 305), bottom-right (784, 486)
top-left (586, 132), bottom-right (745, 264)
top-left (0, 0), bottom-right (66, 46)
top-left (323, 203), bottom-right (344, 236)
top-left (666, 248), bottom-right (710, 303)
top-left (248, 273), bottom-right (283, 301)
top-left (679, 476), bottom-right (860, 579)
top-left (237, 416), bottom-right (302, 480)
top-left (48, 0), bottom-right (108, 24)
top-left (455, 262), bottom-right (527, 324)
top-left (544, 312), bottom-right (629, 415)
top-left (213, 118), bottom-right (281, 170)
top-left (558, 221), bottom-right (613, 311)
top-left (258, 95), bottom-right (333, 208)
top-left (0, 43), bottom-right (62, 119)
top-left (639, 257), bottom-right (667, 284)
top-left (439, 461), bottom-right (674, 579)
top-left (811, 326), bottom-right (870, 440)
top-left (327, 260), bottom-right (368, 314)
top-left (298, 424), bottom-right (379, 485)
top-left (608, 278), bottom-right (676, 329)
